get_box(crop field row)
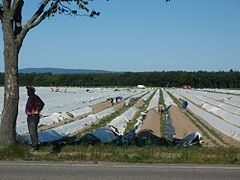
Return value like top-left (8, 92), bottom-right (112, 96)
top-left (0, 87), bottom-right (240, 147)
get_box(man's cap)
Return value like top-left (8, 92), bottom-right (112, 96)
top-left (26, 86), bottom-right (35, 92)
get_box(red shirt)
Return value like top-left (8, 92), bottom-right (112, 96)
top-left (25, 94), bottom-right (44, 116)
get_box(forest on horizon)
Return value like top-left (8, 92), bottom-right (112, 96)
top-left (0, 70), bottom-right (239, 88)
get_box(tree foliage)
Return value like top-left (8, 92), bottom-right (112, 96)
top-left (0, 71), bottom-right (239, 88)
top-left (0, 1), bottom-right (101, 42)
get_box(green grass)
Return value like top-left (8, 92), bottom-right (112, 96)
top-left (1, 143), bottom-right (239, 164)
top-left (0, 143), bottom-right (30, 160)
top-left (159, 88), bottom-right (167, 138)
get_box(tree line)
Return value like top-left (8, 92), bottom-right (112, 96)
top-left (0, 71), bottom-right (239, 88)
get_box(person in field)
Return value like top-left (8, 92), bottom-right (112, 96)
top-left (181, 99), bottom-right (188, 112)
top-left (25, 86), bottom-right (44, 150)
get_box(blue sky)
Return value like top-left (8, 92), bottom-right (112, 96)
top-left (0, 0), bottom-right (240, 72)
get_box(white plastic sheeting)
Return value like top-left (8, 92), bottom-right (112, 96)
top-left (196, 89), bottom-right (240, 108)
top-left (168, 88), bottom-right (240, 141)
top-left (201, 103), bottom-right (240, 127)
top-left (21, 105), bottom-right (117, 143)
top-left (8, 87), bottom-right (157, 143)
top-left (162, 88), bottom-right (177, 107)
top-left (20, 115), bottom-right (97, 143)
top-left (17, 107), bottom-right (93, 135)
top-left (189, 101), bottom-right (240, 141)
top-left (94, 107), bottom-right (116, 119)
top-left (134, 112), bottom-right (147, 133)
top-left (19, 101), bottom-right (128, 143)
top-left (105, 89), bottom-right (155, 136)
top-left (108, 106), bottom-right (140, 135)
top-left (199, 88), bottom-right (240, 96)
top-left (40, 112), bottom-right (71, 126)
top-left (171, 88), bottom-right (240, 127)
top-left (79, 95), bottom-right (149, 144)
top-left (0, 87), bottom-right (145, 132)
top-left (108, 116), bottom-right (129, 136)
top-left (68, 107), bottom-right (92, 118)
top-left (1, 87), bottom-right (146, 134)
top-left (122, 107), bottom-right (140, 123)
top-left (125, 91), bottom-right (148, 106)
top-left (147, 89), bottom-right (160, 111)
top-left (19, 93), bottom-right (142, 143)
top-left (194, 94), bottom-right (240, 116)
top-left (141, 89), bottom-right (155, 102)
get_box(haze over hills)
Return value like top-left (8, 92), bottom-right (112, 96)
top-left (19, 68), bottom-right (112, 74)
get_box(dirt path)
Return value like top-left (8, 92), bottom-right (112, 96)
top-left (138, 108), bottom-right (161, 137)
top-left (91, 101), bottom-right (112, 113)
top-left (136, 105), bottom-right (227, 147)
top-left (168, 106), bottom-right (214, 147)
top-left (168, 105), bottom-right (240, 148)
top-left (168, 106), bottom-right (200, 138)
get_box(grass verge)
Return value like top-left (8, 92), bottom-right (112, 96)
top-left (1, 143), bottom-right (240, 164)
top-left (159, 88), bottom-right (166, 138)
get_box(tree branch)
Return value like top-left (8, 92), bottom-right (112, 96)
top-left (25, 0), bottom-right (51, 28)
top-left (56, 1), bottom-right (100, 17)
top-left (12, 0), bottom-right (23, 36)
top-left (16, 0), bottom-right (100, 47)
top-left (27, 0), bottom-right (60, 29)
top-left (16, 0), bottom-right (59, 46)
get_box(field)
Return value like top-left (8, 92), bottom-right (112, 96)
top-left (1, 86), bottom-right (240, 148)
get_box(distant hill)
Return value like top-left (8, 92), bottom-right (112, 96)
top-left (19, 68), bottom-right (112, 74)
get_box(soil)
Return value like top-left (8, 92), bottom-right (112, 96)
top-left (91, 100), bottom-right (125, 113)
top-left (168, 106), bottom-right (214, 147)
top-left (135, 99), bottom-right (145, 108)
top-left (137, 105), bottom-right (234, 147)
top-left (137, 105), bottom-right (214, 147)
top-left (114, 101), bottom-right (125, 110)
top-left (91, 101), bottom-right (112, 113)
top-left (168, 105), bottom-right (240, 148)
top-left (138, 108), bottom-right (161, 137)
top-left (168, 106), bottom-right (199, 138)
top-left (39, 98), bottom-right (240, 148)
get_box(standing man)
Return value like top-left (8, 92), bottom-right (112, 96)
top-left (25, 86), bottom-right (44, 150)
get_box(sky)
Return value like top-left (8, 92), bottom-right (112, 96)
top-left (0, 0), bottom-right (240, 72)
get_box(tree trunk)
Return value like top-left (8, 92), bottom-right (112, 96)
top-left (0, 10), bottom-right (20, 148)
